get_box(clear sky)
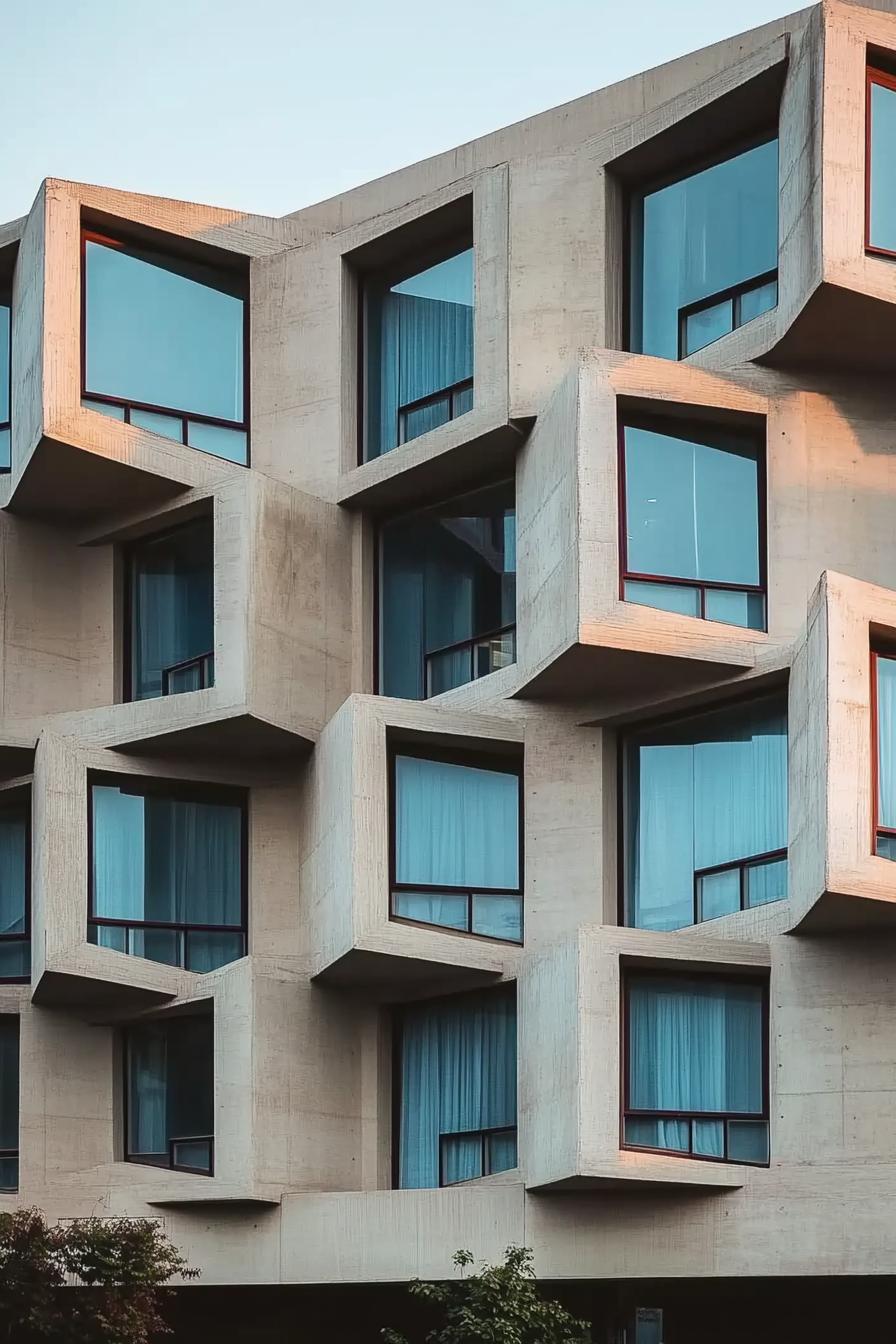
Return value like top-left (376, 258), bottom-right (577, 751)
top-left (0, 0), bottom-right (793, 224)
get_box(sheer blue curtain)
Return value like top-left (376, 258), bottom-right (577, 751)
top-left (128, 1025), bottom-right (167, 1156)
top-left (634, 139), bottom-right (778, 358)
top-left (0, 816), bottom-right (26, 936)
top-left (627, 976), bottom-right (763, 1155)
top-left (131, 521), bottom-right (213, 701)
top-left (878, 657), bottom-right (896, 839)
top-left (85, 241), bottom-right (244, 422)
top-left (366, 249), bottom-right (474, 459)
top-left (627, 698), bottom-right (787, 929)
top-left (0, 301), bottom-right (9, 470)
top-left (92, 785), bottom-right (146, 921)
top-left (399, 988), bottom-right (517, 1189)
top-left (624, 425), bottom-right (760, 586)
top-left (870, 81), bottom-right (896, 252)
top-left (394, 756), bottom-right (518, 929)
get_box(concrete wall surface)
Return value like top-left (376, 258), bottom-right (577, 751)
top-left (4, 0), bottom-right (896, 1310)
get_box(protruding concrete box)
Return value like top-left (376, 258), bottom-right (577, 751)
top-left (302, 694), bottom-right (523, 997)
top-left (515, 354), bottom-right (791, 708)
top-left (789, 569), bottom-right (896, 931)
top-left (7, 179), bottom-right (303, 523)
top-left (519, 925), bottom-right (770, 1191)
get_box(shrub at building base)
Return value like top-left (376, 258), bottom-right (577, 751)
top-left (0, 1207), bottom-right (198, 1343)
top-left (382, 1245), bottom-right (590, 1344)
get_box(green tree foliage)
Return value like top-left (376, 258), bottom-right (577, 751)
top-left (382, 1245), bottom-right (590, 1344)
top-left (0, 1207), bottom-right (197, 1343)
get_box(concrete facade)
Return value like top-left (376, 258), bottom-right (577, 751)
top-left (4, 2), bottom-right (896, 1338)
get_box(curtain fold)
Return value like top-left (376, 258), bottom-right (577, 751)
top-left (395, 756), bottom-right (519, 890)
top-left (132, 521), bottom-right (213, 701)
top-left (628, 976), bottom-right (763, 1153)
top-left (878, 657), bottom-right (896, 830)
top-left (92, 786), bottom-right (146, 921)
top-left (0, 816), bottom-right (26, 936)
top-left (399, 988), bottom-right (517, 1189)
top-left (128, 1026), bottom-right (167, 1155)
top-left (628, 698), bottom-right (787, 930)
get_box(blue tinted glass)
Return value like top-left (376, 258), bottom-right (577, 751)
top-left (625, 1116), bottom-right (689, 1151)
top-left (870, 81), bottom-right (896, 252)
top-left (746, 856), bottom-right (787, 906)
top-left (633, 139), bottom-right (779, 358)
top-left (129, 408), bottom-right (183, 441)
top-left (85, 239), bottom-right (244, 421)
top-left (704, 588), bottom-right (766, 630)
top-left (82, 398), bottom-right (125, 420)
top-left (365, 247), bottom-right (474, 459)
top-left (624, 424), bottom-right (761, 587)
top-left (0, 1017), bottom-right (18, 1155)
top-left (0, 303), bottom-right (9, 426)
top-left (624, 579), bottom-right (700, 617)
top-left (697, 868), bottom-right (740, 920)
top-left (626, 698), bottom-right (787, 930)
top-left (487, 1128), bottom-right (517, 1174)
top-left (0, 943), bottom-right (29, 980)
top-left (380, 483), bottom-right (515, 699)
top-left (692, 1118), bottom-right (725, 1157)
top-left (740, 278), bottom-right (778, 324)
top-left (392, 890), bottom-right (469, 930)
top-left (727, 1119), bottom-right (769, 1164)
top-left (877, 657), bottom-right (896, 830)
top-left (130, 520), bottom-right (214, 701)
top-left (442, 1133), bottom-right (482, 1184)
top-left (684, 298), bottom-right (733, 355)
top-left (471, 893), bottom-right (522, 942)
top-left (186, 421), bottom-right (247, 464)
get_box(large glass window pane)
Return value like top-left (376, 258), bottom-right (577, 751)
top-left (869, 77), bottom-right (896, 253)
top-left (364, 246), bottom-right (474, 460)
top-left (90, 780), bottom-right (244, 970)
top-left (127, 1016), bottom-right (213, 1172)
top-left (631, 139), bottom-right (778, 359)
top-left (395, 755), bottom-right (519, 890)
top-left (876, 655), bottom-right (896, 854)
top-left (379, 482), bottom-right (515, 699)
top-left (128, 519), bottom-right (214, 702)
top-left (624, 697), bottom-right (787, 929)
top-left (398, 986), bottom-right (516, 1189)
top-left (0, 298), bottom-right (9, 471)
top-left (622, 421), bottom-right (762, 592)
top-left (84, 237), bottom-right (245, 425)
top-left (626, 975), bottom-right (766, 1164)
top-left (0, 810), bottom-right (28, 982)
top-left (0, 1016), bottom-right (19, 1184)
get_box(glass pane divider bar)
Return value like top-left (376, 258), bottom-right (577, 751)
top-left (623, 572), bottom-right (764, 595)
top-left (676, 268), bottom-right (778, 355)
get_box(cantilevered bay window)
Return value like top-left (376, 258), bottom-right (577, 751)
top-left (126, 1014), bottom-right (213, 1174)
top-left (0, 1016), bottom-right (18, 1190)
top-left (89, 777), bottom-right (246, 972)
top-left (623, 972), bottom-right (769, 1165)
top-left (363, 243), bottom-right (474, 460)
top-left (391, 747), bottom-right (522, 943)
top-left (396, 985), bottom-right (517, 1188)
top-left (82, 232), bottom-right (247, 464)
top-left (620, 414), bottom-right (765, 630)
top-left (378, 482), bottom-right (516, 699)
top-left (623, 696), bottom-right (788, 930)
top-left (629, 138), bottom-right (778, 359)
top-left (125, 518), bottom-right (214, 700)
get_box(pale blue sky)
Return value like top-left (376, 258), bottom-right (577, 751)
top-left (0, 0), bottom-right (792, 224)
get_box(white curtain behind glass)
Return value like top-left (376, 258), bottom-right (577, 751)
top-left (92, 786), bottom-right (146, 920)
top-left (399, 988), bottom-right (516, 1189)
top-left (395, 756), bottom-right (519, 888)
top-left (630, 700), bottom-right (787, 930)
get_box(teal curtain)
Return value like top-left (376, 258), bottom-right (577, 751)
top-left (399, 988), bottom-right (517, 1189)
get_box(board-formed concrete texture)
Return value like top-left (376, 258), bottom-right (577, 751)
top-left (7, 1), bottom-right (896, 1337)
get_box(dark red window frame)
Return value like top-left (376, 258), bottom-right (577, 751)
top-left (620, 966), bottom-right (771, 1167)
top-left (617, 410), bottom-right (769, 629)
top-left (79, 227), bottom-right (250, 459)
